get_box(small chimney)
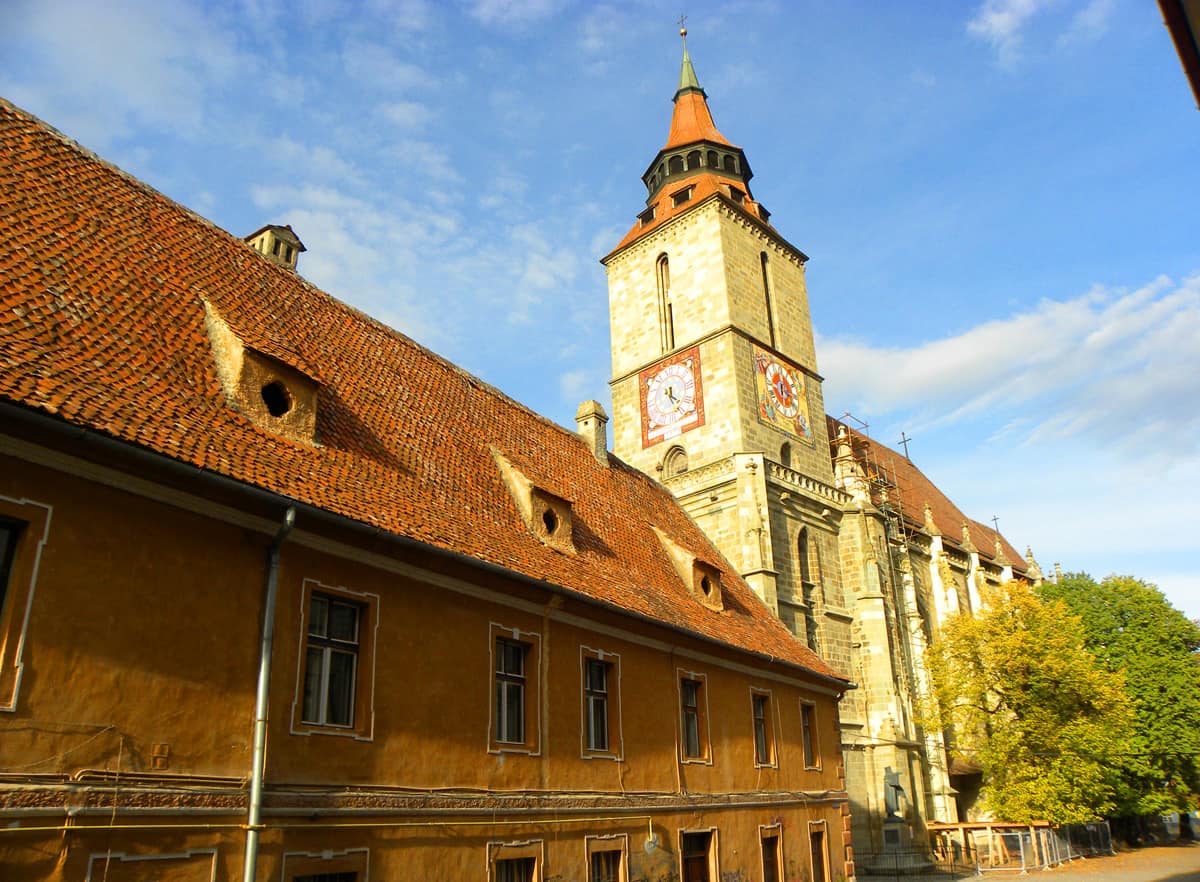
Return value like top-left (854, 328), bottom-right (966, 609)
top-left (575, 400), bottom-right (609, 467)
top-left (245, 224), bottom-right (306, 272)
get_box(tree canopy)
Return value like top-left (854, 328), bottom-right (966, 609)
top-left (1038, 574), bottom-right (1200, 815)
top-left (927, 580), bottom-right (1136, 824)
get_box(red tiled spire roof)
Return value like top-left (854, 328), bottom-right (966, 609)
top-left (664, 35), bottom-right (733, 150)
top-left (0, 98), bottom-right (844, 685)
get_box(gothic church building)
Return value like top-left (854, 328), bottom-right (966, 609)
top-left (603, 34), bottom-right (1032, 863)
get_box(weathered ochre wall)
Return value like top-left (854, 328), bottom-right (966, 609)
top-left (0, 443), bottom-right (852, 881)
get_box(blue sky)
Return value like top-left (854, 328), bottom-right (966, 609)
top-left (3, 0), bottom-right (1198, 619)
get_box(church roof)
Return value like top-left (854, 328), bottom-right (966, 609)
top-left (0, 98), bottom-right (842, 685)
top-left (828, 417), bottom-right (1027, 573)
top-left (664, 35), bottom-right (733, 150)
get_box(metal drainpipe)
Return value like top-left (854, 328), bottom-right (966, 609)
top-left (243, 506), bottom-right (296, 882)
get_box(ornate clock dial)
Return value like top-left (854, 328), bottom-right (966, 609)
top-left (639, 347), bottom-right (706, 448)
top-left (763, 361), bottom-right (799, 418)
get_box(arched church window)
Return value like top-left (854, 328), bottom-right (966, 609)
top-left (664, 445), bottom-right (689, 476)
top-left (706, 150), bottom-right (719, 168)
top-left (656, 253), bottom-right (674, 353)
top-left (686, 150), bottom-right (701, 170)
top-left (668, 155), bottom-right (684, 175)
top-left (723, 155), bottom-right (737, 173)
top-left (780, 442), bottom-right (792, 468)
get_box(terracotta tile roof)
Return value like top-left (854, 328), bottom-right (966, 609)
top-left (605, 174), bottom-right (776, 258)
top-left (827, 417), bottom-right (1026, 573)
top-left (0, 99), bottom-right (842, 684)
top-left (664, 90), bottom-right (734, 150)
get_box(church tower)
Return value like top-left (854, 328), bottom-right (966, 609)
top-left (602, 32), bottom-right (965, 862)
top-left (603, 30), bottom-right (853, 678)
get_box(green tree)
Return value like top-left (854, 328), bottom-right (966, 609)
top-left (927, 581), bottom-right (1136, 824)
top-left (1038, 574), bottom-right (1200, 816)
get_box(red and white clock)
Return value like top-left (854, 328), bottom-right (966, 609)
top-left (640, 346), bottom-right (705, 447)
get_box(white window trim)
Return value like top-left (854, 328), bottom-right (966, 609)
top-left (759, 823), bottom-right (785, 882)
top-left (289, 578), bottom-right (379, 741)
top-left (85, 849), bottom-right (216, 882)
top-left (676, 668), bottom-right (712, 766)
top-left (584, 833), bottom-right (629, 882)
top-left (0, 494), bottom-right (52, 713)
top-left (750, 686), bottom-right (778, 769)
top-left (281, 846), bottom-right (370, 882)
top-left (486, 838), bottom-right (544, 882)
top-left (677, 826), bottom-right (720, 882)
top-left (579, 645), bottom-right (623, 761)
top-left (488, 623), bottom-right (542, 756)
top-left (808, 819), bottom-right (830, 882)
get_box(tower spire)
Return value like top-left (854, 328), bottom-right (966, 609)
top-left (677, 22), bottom-right (703, 97)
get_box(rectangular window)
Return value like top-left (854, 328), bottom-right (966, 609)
top-left (761, 832), bottom-right (782, 882)
top-left (681, 678), bottom-right (703, 759)
top-left (680, 831), bottom-right (714, 882)
top-left (0, 519), bottom-right (21, 616)
top-left (489, 841), bottom-right (542, 882)
top-left (585, 658), bottom-right (609, 752)
top-left (752, 691), bottom-right (774, 766)
top-left (496, 858), bottom-right (535, 882)
top-left (590, 849), bottom-right (621, 882)
top-left (801, 702), bottom-right (819, 768)
top-left (495, 637), bottom-right (528, 744)
top-left (810, 827), bottom-right (828, 882)
top-left (302, 593), bottom-right (360, 727)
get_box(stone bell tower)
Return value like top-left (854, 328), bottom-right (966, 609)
top-left (602, 30), bottom-right (853, 678)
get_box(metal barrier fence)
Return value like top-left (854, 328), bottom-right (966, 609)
top-left (857, 847), bottom-right (978, 879)
top-left (925, 820), bottom-right (1114, 874)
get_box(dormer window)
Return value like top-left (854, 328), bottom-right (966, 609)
top-left (653, 527), bottom-right (724, 612)
top-left (639, 206), bottom-right (656, 226)
top-left (493, 449), bottom-right (576, 554)
top-left (727, 186), bottom-right (745, 205)
top-left (203, 301), bottom-right (319, 444)
top-left (671, 187), bottom-right (694, 208)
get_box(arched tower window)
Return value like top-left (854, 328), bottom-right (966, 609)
top-left (656, 253), bottom-right (674, 353)
top-left (668, 155), bottom-right (684, 175)
top-left (780, 442), bottom-right (792, 468)
top-left (706, 149), bottom-right (718, 168)
top-left (664, 445), bottom-right (689, 476)
top-left (798, 527), bottom-right (820, 652)
top-left (686, 150), bottom-right (701, 170)
top-left (760, 251), bottom-right (776, 348)
top-left (723, 155), bottom-right (737, 173)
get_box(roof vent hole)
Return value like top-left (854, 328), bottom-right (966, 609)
top-left (261, 380), bottom-right (292, 417)
top-left (542, 509), bottom-right (559, 536)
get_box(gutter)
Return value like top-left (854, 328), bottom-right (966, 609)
top-left (0, 401), bottom-right (852, 693)
top-left (243, 505), bottom-right (294, 882)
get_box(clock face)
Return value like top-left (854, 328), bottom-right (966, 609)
top-left (640, 347), bottom-right (705, 448)
top-left (753, 345), bottom-right (813, 444)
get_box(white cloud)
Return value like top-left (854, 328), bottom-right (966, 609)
top-left (966, 0), bottom-right (1054, 66)
top-left (341, 40), bottom-right (436, 91)
top-left (270, 135), bottom-right (366, 184)
top-left (820, 273), bottom-right (1200, 458)
top-left (1060, 0), bottom-right (1115, 46)
top-left (379, 100), bottom-right (434, 131)
top-left (469, 0), bottom-right (564, 28)
top-left (0, 0), bottom-right (249, 145)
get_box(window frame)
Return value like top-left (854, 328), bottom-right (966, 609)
top-left (800, 700), bottom-right (821, 769)
top-left (584, 833), bottom-right (628, 882)
top-left (489, 623), bottom-right (542, 755)
top-left (759, 824), bottom-right (784, 882)
top-left (0, 496), bottom-right (52, 713)
top-left (678, 827), bottom-right (719, 882)
top-left (808, 820), bottom-right (829, 882)
top-left (750, 687), bottom-right (777, 768)
top-left (290, 579), bottom-right (378, 741)
top-left (487, 839), bottom-right (543, 882)
top-left (580, 646), bottom-right (622, 760)
top-left (282, 847), bottom-right (369, 882)
top-left (301, 592), bottom-right (362, 728)
top-left (677, 669), bottom-right (711, 764)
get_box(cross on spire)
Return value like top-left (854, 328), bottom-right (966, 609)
top-left (991, 514), bottom-right (1001, 534)
top-left (897, 431), bottom-right (913, 459)
top-left (678, 14), bottom-right (688, 34)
